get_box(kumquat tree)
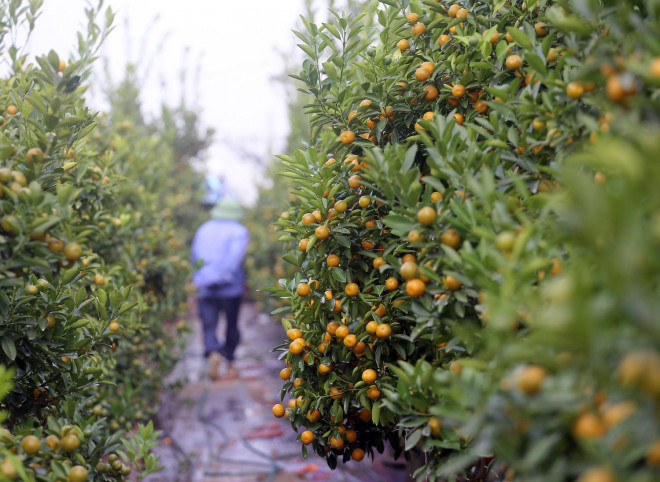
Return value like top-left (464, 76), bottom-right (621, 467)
top-left (271, 0), bottom-right (660, 480)
top-left (0, 1), bottom-right (206, 480)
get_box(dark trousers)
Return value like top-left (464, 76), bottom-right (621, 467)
top-left (197, 296), bottom-right (242, 361)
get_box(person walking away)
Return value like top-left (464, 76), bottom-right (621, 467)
top-left (191, 197), bottom-right (249, 380)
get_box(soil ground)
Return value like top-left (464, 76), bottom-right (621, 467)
top-left (145, 301), bottom-right (413, 482)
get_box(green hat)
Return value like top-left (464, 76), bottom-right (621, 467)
top-left (211, 197), bottom-right (244, 220)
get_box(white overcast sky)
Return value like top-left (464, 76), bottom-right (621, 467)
top-left (26, 0), bottom-right (310, 204)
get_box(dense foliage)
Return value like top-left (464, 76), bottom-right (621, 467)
top-left (0, 2), bottom-right (207, 480)
top-left (272, 0), bottom-right (660, 480)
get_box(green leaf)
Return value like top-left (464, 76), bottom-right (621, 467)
top-left (74, 287), bottom-right (87, 305)
top-left (506, 26), bottom-right (533, 50)
top-left (1, 337), bottom-right (16, 361)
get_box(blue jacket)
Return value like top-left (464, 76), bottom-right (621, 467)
top-left (191, 219), bottom-right (249, 298)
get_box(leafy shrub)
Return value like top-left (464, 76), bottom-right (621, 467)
top-left (0, 3), bottom-right (206, 480)
top-left (272, 0), bottom-right (660, 480)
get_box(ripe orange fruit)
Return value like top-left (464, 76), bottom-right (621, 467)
top-left (423, 85), bottom-right (439, 101)
top-left (375, 323), bottom-right (392, 339)
top-left (572, 413), bottom-right (607, 439)
top-left (415, 67), bottom-right (430, 82)
top-left (431, 191), bottom-right (444, 202)
top-left (402, 254), bottom-right (416, 264)
top-left (340, 131), bottom-right (356, 144)
top-left (57, 59), bottom-right (66, 72)
top-left (651, 57), bottom-right (660, 78)
top-left (343, 334), bottom-right (357, 348)
top-left (516, 365), bottom-right (547, 394)
top-left (448, 4), bottom-right (460, 17)
top-left (456, 7), bottom-right (468, 18)
top-left (606, 75), bottom-right (635, 102)
top-left (354, 341), bottom-right (366, 355)
top-left (330, 436), bottom-right (345, 450)
top-left (420, 61), bottom-right (434, 74)
top-left (345, 283), bottom-right (359, 296)
top-left (412, 23), bottom-right (426, 35)
top-left (443, 275), bottom-right (463, 291)
top-left (22, 435), bottom-right (41, 455)
top-left (318, 362), bottom-right (332, 374)
top-left (346, 429), bottom-right (358, 443)
top-left (280, 367), bottom-right (292, 380)
top-left (534, 22), bottom-right (549, 36)
top-left (301, 430), bottom-right (314, 444)
top-left (505, 55), bottom-right (523, 70)
top-left (315, 225), bottom-right (330, 240)
top-left (272, 404), bottom-right (285, 418)
top-left (302, 213), bottom-right (316, 225)
top-left (289, 339), bottom-right (305, 355)
top-left (601, 401), bottom-right (636, 428)
top-left (362, 369), bottom-right (377, 383)
top-left (438, 34), bottom-right (450, 47)
top-left (576, 467), bottom-right (616, 482)
top-left (366, 321), bottom-right (379, 334)
top-left (547, 48), bottom-right (559, 62)
top-left (473, 100), bottom-right (488, 114)
top-left (327, 321), bottom-right (339, 335)
top-left (296, 283), bottom-right (311, 297)
top-left (61, 434), bottom-right (80, 452)
top-left (367, 385), bottom-right (382, 400)
top-left (385, 277), bottom-right (399, 290)
top-left (408, 229), bottom-right (424, 243)
top-left (45, 236), bottom-right (63, 252)
top-left (335, 325), bottom-right (350, 339)
top-left (332, 299), bottom-right (341, 312)
top-left (373, 303), bottom-right (386, 317)
top-left (307, 409), bottom-right (321, 422)
top-left (68, 466), bottom-right (89, 482)
top-left (373, 257), bottom-right (386, 269)
top-left (396, 39), bottom-right (409, 51)
top-left (441, 229), bottom-right (461, 248)
top-left (428, 418), bottom-right (442, 436)
top-left (453, 113), bottom-right (464, 125)
top-left (334, 200), bottom-right (348, 212)
top-left (646, 440), bottom-right (660, 466)
top-left (484, 29), bottom-right (499, 44)
top-left (452, 84), bottom-right (466, 98)
top-left (327, 254), bottom-right (340, 266)
top-left (6, 105), bottom-right (17, 115)
top-left (406, 279), bottom-right (426, 297)
top-left (417, 206), bottom-right (436, 225)
top-left (45, 434), bottom-right (60, 450)
top-left (352, 448), bottom-right (365, 461)
top-left (400, 261), bottom-right (418, 280)
top-left (287, 328), bottom-right (302, 340)
top-left (26, 147), bottom-right (44, 163)
top-left (348, 175), bottom-right (361, 188)
top-left (566, 82), bottom-right (584, 99)
top-left (299, 238), bottom-right (309, 251)
top-left (359, 409), bottom-right (372, 422)
top-left (407, 13), bottom-right (419, 23)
